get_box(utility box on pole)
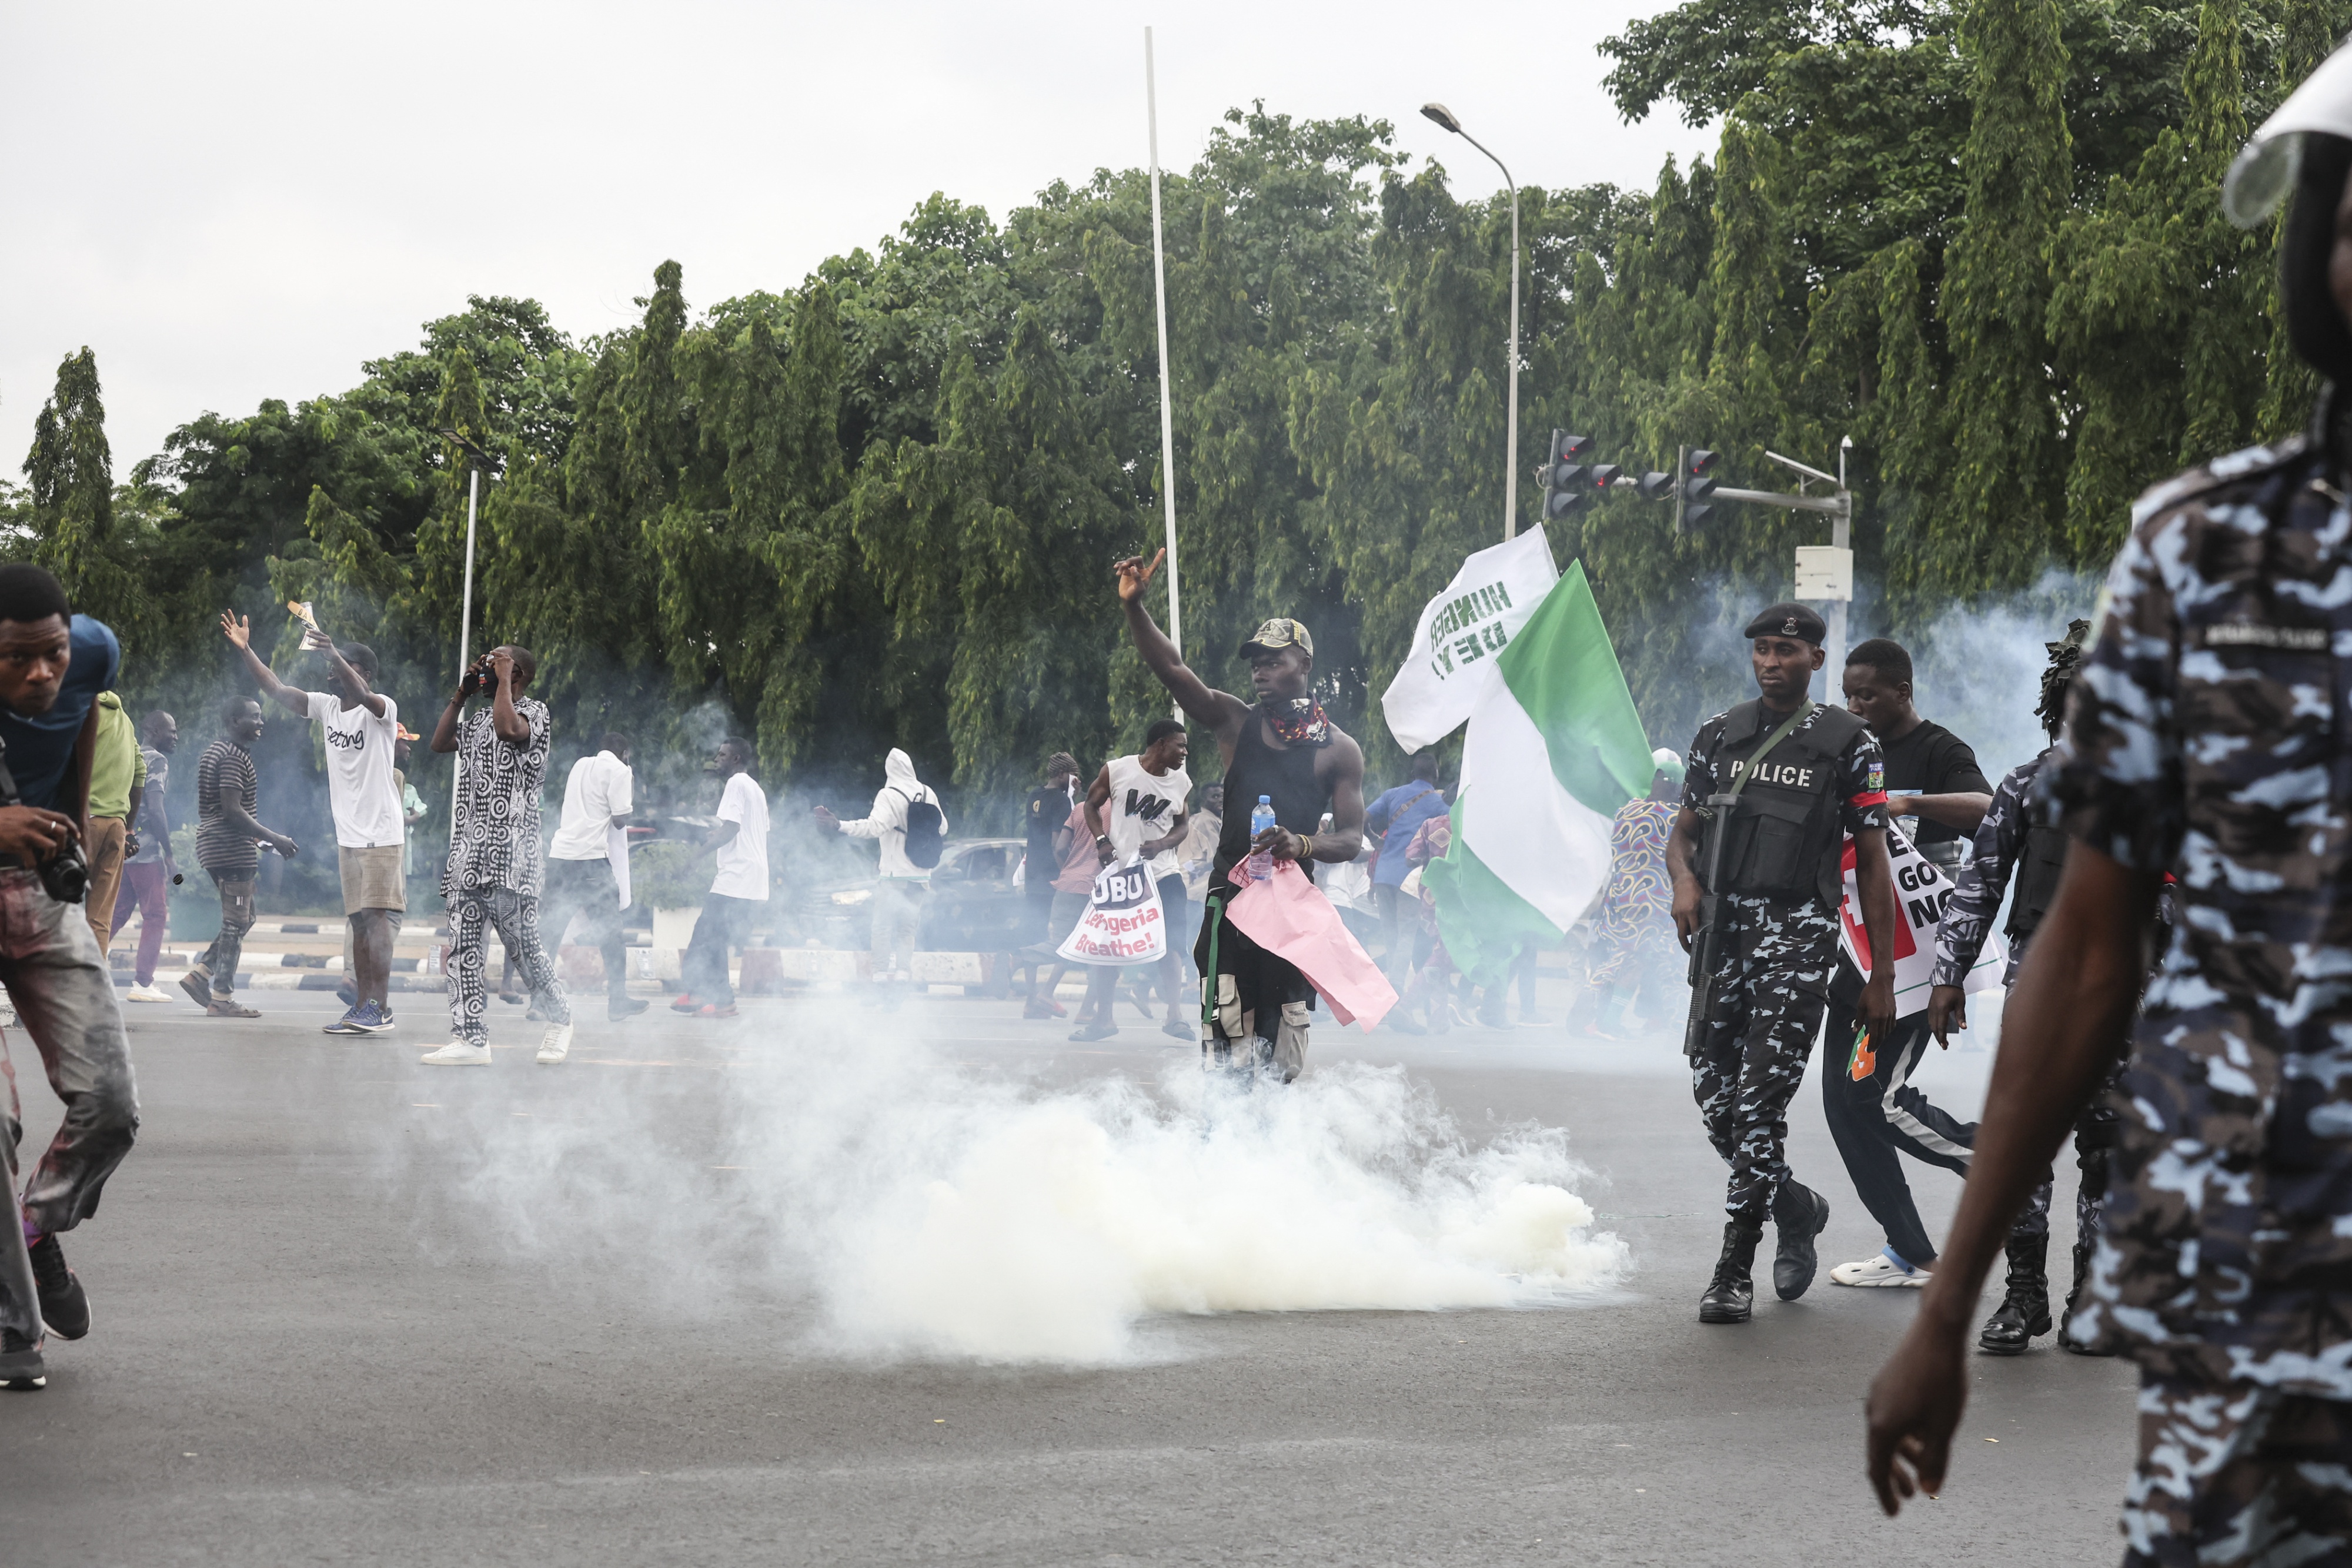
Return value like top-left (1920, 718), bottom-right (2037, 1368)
top-left (1794, 546), bottom-right (1853, 602)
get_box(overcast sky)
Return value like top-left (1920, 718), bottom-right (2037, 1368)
top-left (1, 1), bottom-right (1709, 477)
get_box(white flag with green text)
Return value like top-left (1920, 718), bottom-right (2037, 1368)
top-left (1379, 527), bottom-right (1561, 754)
top-left (1424, 560), bottom-right (1654, 982)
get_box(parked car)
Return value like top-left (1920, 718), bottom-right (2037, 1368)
top-left (798, 837), bottom-right (1030, 952)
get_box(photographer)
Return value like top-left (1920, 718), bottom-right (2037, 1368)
top-left (420, 646), bottom-right (570, 1066)
top-left (0, 564), bottom-right (141, 1393)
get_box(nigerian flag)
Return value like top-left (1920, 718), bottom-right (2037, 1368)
top-left (1422, 560), bottom-right (1654, 983)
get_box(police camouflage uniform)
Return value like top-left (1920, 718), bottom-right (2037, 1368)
top-left (1933, 748), bottom-right (2127, 1346)
top-left (1684, 698), bottom-right (1889, 1226)
top-left (2053, 425), bottom-right (2352, 1563)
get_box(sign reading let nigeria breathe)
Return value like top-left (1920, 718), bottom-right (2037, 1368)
top-left (1380, 528), bottom-right (1561, 753)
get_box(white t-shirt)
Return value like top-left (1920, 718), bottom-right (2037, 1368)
top-left (711, 771), bottom-right (770, 900)
top-left (306, 691), bottom-right (403, 848)
top-left (552, 751), bottom-right (634, 861)
top-left (1104, 753), bottom-right (1191, 880)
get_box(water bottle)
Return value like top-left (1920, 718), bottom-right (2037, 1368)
top-left (1247, 795), bottom-right (1277, 881)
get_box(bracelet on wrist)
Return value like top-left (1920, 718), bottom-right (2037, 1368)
top-left (1298, 833), bottom-right (1314, 860)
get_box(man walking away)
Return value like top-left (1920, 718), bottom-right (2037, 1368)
top-left (1574, 748), bottom-right (1684, 1039)
top-left (674, 737), bottom-right (769, 1020)
top-left (181, 697), bottom-right (296, 1018)
top-left (546, 731), bottom-right (642, 1024)
top-left (113, 710), bottom-right (176, 1004)
top-left (1112, 551), bottom-right (1368, 1082)
top-left (1821, 638), bottom-right (1994, 1290)
top-left (814, 748), bottom-right (947, 1008)
top-left (1178, 783), bottom-right (1222, 952)
top-left (1365, 751), bottom-right (1446, 979)
top-left (421, 646), bottom-right (570, 1066)
top-left (82, 691), bottom-right (143, 958)
top-left (222, 615), bottom-right (406, 1036)
top-left (1069, 720), bottom-right (1193, 1042)
top-left (1668, 603), bottom-right (1899, 1326)
top-left (0, 564), bottom-right (142, 1390)
top-left (1024, 789), bottom-right (1101, 1019)
top-left (1023, 754), bottom-right (1078, 946)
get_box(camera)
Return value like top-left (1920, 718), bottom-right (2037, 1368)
top-left (464, 660), bottom-right (497, 697)
top-left (38, 840), bottom-right (88, 905)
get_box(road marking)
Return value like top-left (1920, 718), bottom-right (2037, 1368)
top-left (412, 1103), bottom-right (438, 1108)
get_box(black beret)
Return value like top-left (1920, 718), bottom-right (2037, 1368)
top-left (1742, 602), bottom-right (1827, 644)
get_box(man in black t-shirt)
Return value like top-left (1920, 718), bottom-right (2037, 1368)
top-left (1822, 639), bottom-right (1996, 1290)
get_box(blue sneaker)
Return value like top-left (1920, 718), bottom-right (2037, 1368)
top-left (353, 1001), bottom-right (395, 1034)
top-left (323, 1006), bottom-right (369, 1035)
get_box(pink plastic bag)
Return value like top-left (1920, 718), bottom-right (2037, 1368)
top-left (1223, 860), bottom-right (1399, 1029)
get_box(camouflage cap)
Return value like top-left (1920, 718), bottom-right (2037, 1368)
top-left (1238, 618), bottom-right (1315, 659)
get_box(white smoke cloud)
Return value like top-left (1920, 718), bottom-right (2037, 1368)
top-left (392, 1009), bottom-right (1628, 1366)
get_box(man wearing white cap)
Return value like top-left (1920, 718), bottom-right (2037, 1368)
top-left (1870, 52), bottom-right (2352, 1558)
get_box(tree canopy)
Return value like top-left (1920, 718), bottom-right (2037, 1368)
top-left (7, 0), bottom-right (2323, 851)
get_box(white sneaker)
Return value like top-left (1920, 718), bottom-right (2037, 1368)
top-left (535, 1023), bottom-right (573, 1065)
top-left (125, 984), bottom-right (172, 1004)
top-left (419, 1042), bottom-right (493, 1066)
top-left (1830, 1249), bottom-right (1932, 1288)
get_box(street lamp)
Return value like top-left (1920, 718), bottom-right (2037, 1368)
top-left (436, 427), bottom-right (493, 812)
top-left (1421, 102), bottom-right (1521, 540)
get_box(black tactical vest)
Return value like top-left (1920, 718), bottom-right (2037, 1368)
top-left (1698, 699), bottom-right (1867, 909)
top-left (2007, 823), bottom-right (2069, 941)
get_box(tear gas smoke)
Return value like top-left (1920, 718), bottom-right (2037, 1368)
top-left (393, 1004), bottom-right (1629, 1366)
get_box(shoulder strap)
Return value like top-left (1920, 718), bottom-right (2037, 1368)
top-left (1722, 701), bottom-right (1815, 805)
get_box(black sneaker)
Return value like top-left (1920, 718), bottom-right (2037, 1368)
top-left (0, 1327), bottom-right (45, 1389)
top-left (28, 1233), bottom-right (88, 1340)
top-left (607, 997), bottom-right (650, 1021)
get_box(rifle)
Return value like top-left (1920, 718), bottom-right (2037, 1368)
top-left (1682, 791), bottom-right (1736, 1064)
top-left (1681, 700), bottom-right (1816, 1064)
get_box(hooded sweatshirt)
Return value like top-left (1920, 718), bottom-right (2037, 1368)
top-left (837, 748), bottom-right (950, 879)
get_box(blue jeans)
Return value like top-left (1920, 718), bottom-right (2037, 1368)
top-left (0, 868), bottom-right (140, 1342)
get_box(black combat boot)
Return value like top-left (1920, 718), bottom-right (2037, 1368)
top-left (1770, 1181), bottom-right (1831, 1300)
top-left (1976, 1233), bottom-right (2052, 1355)
top-left (1699, 1219), bottom-right (1764, 1324)
top-left (2058, 1231), bottom-right (2116, 1355)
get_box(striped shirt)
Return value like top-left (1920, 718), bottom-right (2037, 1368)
top-left (195, 740), bottom-right (259, 874)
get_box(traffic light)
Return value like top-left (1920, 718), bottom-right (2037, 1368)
top-left (1589, 463), bottom-right (1622, 490)
top-left (1539, 430), bottom-right (1593, 520)
top-left (1636, 470), bottom-right (1673, 500)
top-left (1682, 448), bottom-right (1719, 526)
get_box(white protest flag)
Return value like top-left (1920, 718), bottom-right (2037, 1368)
top-left (1379, 527), bottom-right (1559, 753)
top-left (1834, 820), bottom-right (2009, 1017)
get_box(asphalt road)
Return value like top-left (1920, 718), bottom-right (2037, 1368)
top-left (5, 983), bottom-right (2137, 1566)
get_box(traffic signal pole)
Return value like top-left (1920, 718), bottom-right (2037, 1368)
top-left (1710, 445), bottom-right (1855, 696)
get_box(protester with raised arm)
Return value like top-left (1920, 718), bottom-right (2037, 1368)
top-left (1111, 549), bottom-right (1365, 1082)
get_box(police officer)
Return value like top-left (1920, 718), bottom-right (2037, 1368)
top-left (1669, 603), bottom-right (1900, 1325)
top-left (1924, 623), bottom-right (2109, 1356)
top-left (1869, 48), bottom-right (2352, 1553)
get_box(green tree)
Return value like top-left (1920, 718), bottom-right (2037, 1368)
top-left (24, 347), bottom-right (145, 639)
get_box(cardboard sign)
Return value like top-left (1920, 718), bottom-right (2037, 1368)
top-left (1836, 821), bottom-right (2007, 1017)
top-left (1057, 858), bottom-right (1168, 967)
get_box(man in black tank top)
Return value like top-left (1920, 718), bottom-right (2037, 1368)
top-left (1113, 551), bottom-right (1368, 1082)
top-left (1666, 603), bottom-right (1902, 1328)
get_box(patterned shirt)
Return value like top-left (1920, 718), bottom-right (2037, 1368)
top-left (440, 696), bottom-right (552, 898)
top-left (194, 739), bottom-right (259, 874)
top-left (2054, 431), bottom-right (2352, 1388)
top-left (1600, 799), bottom-right (1675, 928)
top-left (1930, 753), bottom-right (2046, 991)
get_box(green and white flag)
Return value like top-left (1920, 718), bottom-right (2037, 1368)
top-left (1423, 560), bottom-right (1655, 982)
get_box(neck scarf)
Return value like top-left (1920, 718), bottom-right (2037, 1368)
top-left (1265, 696), bottom-right (1331, 747)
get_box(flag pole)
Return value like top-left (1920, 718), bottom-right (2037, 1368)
top-left (1146, 26), bottom-right (1183, 726)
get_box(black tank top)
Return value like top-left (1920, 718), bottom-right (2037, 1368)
top-left (1214, 708), bottom-right (1332, 881)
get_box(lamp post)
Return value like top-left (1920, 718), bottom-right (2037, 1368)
top-left (1421, 102), bottom-right (1521, 540)
top-left (436, 428), bottom-right (493, 809)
